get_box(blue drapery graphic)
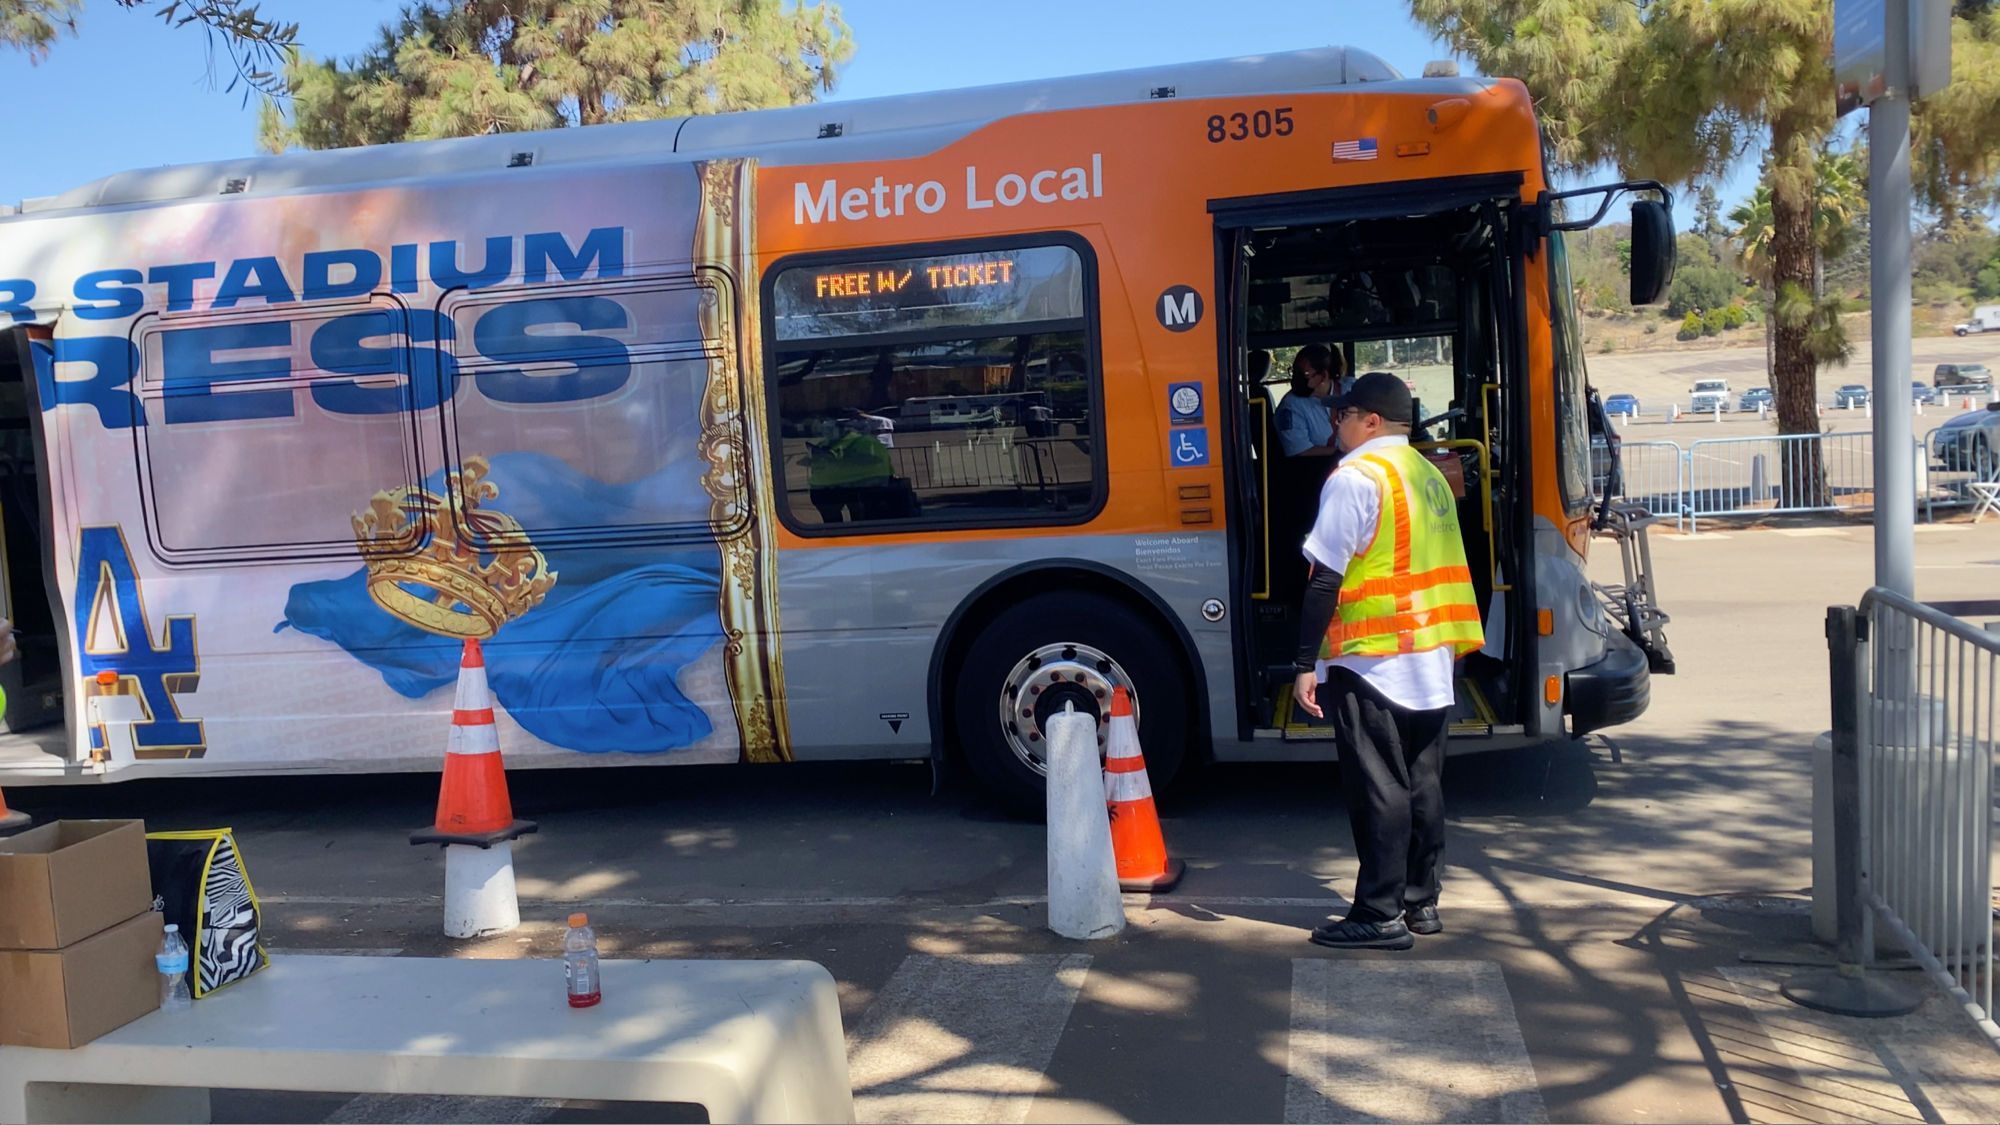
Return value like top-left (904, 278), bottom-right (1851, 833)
top-left (280, 452), bottom-right (726, 753)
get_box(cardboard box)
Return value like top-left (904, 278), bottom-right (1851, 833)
top-left (0, 819), bottom-right (153, 949)
top-left (0, 909), bottom-right (163, 1048)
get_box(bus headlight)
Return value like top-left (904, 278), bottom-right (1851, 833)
top-left (1578, 583), bottom-right (1609, 636)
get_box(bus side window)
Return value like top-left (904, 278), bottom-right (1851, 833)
top-left (763, 239), bottom-right (1105, 534)
top-left (132, 303), bottom-right (429, 561)
top-left (442, 277), bottom-right (739, 545)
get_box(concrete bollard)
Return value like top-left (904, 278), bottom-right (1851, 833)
top-left (1045, 703), bottom-right (1125, 939)
top-left (1750, 453), bottom-right (1769, 502)
top-left (1713, 404), bottom-right (1722, 422)
top-left (1670, 404), bottom-right (1680, 422)
top-left (1759, 403), bottom-right (1769, 421)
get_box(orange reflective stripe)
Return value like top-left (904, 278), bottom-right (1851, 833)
top-left (1327, 601), bottom-right (1486, 645)
top-left (1360, 455), bottom-right (1414, 610)
top-left (1339, 564), bottom-right (1475, 603)
top-left (1323, 444), bottom-right (1485, 660)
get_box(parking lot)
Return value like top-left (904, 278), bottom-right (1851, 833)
top-left (13, 505), bottom-right (2000, 1124)
top-left (1586, 334), bottom-right (2000, 421)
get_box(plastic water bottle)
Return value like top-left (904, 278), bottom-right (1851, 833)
top-left (564, 913), bottom-right (601, 1008)
top-left (157, 923), bottom-right (192, 1011)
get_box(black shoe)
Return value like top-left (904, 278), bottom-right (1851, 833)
top-left (1404, 905), bottom-right (1442, 935)
top-left (1308, 917), bottom-right (1415, 950)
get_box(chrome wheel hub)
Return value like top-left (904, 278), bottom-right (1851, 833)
top-left (995, 641), bottom-right (1138, 777)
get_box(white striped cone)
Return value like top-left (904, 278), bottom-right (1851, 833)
top-left (1101, 688), bottom-right (1182, 892)
top-left (1103, 708), bottom-right (1151, 804)
top-left (431, 639), bottom-right (515, 836)
top-left (448, 648), bottom-right (499, 757)
top-left (413, 638), bottom-right (535, 939)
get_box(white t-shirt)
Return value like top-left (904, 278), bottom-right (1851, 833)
top-left (1300, 435), bottom-right (1459, 712)
top-left (1274, 391), bottom-right (1334, 456)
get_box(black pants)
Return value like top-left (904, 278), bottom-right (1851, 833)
top-left (1327, 666), bottom-right (1449, 924)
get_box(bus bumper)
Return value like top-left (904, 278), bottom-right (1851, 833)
top-left (1566, 631), bottom-right (1650, 737)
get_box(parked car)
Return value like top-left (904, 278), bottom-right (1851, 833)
top-left (1912, 382), bottom-right (1937, 405)
top-left (1603, 393), bottom-right (1641, 416)
top-left (1833, 384), bottom-right (1871, 407)
top-left (1738, 387), bottom-right (1773, 411)
top-left (1689, 379), bottom-right (1730, 412)
top-left (1934, 362), bottom-right (1993, 394)
top-left (1931, 405), bottom-right (2000, 476)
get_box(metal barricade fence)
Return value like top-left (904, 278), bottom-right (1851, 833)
top-left (1923, 422), bottom-right (1988, 521)
top-left (1608, 440), bottom-right (1687, 530)
top-left (1845, 590), bottom-right (2000, 1048)
top-left (1683, 432), bottom-right (1876, 533)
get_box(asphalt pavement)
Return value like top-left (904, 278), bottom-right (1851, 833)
top-left (12, 506), bottom-right (2000, 1123)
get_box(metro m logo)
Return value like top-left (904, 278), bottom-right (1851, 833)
top-left (1156, 285), bottom-right (1203, 332)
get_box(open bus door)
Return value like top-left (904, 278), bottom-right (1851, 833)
top-left (1212, 175), bottom-right (1537, 747)
top-left (0, 326), bottom-right (69, 747)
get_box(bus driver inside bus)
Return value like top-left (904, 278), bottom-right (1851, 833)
top-left (1276, 344), bottom-right (1347, 458)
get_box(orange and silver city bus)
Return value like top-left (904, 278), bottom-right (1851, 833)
top-left (0, 47), bottom-right (1673, 806)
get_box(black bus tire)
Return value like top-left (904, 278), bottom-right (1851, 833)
top-left (952, 590), bottom-right (1189, 816)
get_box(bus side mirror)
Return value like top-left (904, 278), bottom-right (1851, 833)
top-left (1629, 199), bottom-right (1675, 306)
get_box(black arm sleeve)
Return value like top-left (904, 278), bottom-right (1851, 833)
top-left (1294, 566), bottom-right (1345, 673)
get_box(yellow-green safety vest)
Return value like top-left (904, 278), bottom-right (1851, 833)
top-left (1319, 442), bottom-right (1485, 659)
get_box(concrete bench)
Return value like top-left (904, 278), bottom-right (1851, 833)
top-left (0, 954), bottom-right (853, 1124)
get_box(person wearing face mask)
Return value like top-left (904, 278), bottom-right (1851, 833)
top-left (1274, 344), bottom-right (1346, 457)
top-left (1291, 372), bottom-right (1485, 950)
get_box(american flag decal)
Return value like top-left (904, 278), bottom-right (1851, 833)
top-left (1332, 138), bottom-right (1378, 161)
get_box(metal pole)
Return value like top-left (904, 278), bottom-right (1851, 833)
top-left (1871, 0), bottom-right (1916, 598)
top-left (1785, 605), bottom-right (1921, 1016)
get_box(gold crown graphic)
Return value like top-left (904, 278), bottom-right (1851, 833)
top-left (352, 456), bottom-right (557, 639)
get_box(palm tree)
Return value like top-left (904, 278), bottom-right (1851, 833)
top-left (1729, 184), bottom-right (1775, 288)
top-left (1728, 147), bottom-right (1863, 413)
top-left (1729, 148), bottom-right (1864, 296)
top-left (1810, 148), bottom-right (1865, 289)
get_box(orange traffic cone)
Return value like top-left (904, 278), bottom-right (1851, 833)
top-left (411, 638), bottom-right (536, 938)
top-left (0, 783), bottom-right (28, 836)
top-left (1102, 688), bottom-right (1184, 893)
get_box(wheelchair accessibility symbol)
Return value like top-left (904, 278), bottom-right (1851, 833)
top-left (1171, 429), bottom-right (1210, 468)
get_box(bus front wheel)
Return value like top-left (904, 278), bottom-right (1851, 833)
top-left (952, 591), bottom-right (1188, 816)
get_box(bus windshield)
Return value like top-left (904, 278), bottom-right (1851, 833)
top-left (1547, 232), bottom-right (1593, 512)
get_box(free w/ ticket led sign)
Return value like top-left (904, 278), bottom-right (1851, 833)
top-left (770, 245), bottom-right (1085, 341)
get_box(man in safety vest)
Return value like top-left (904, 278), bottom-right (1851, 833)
top-left (1291, 372), bottom-right (1484, 950)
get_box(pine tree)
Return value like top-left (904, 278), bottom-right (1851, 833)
top-left (1409, 0), bottom-right (1997, 504)
top-left (260, 0), bottom-right (853, 152)
top-left (2, 0), bottom-right (294, 95)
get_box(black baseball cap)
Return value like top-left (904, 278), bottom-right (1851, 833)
top-left (1328, 371), bottom-right (1414, 424)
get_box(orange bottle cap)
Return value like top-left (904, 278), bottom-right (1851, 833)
top-left (95, 670), bottom-right (117, 685)
top-left (568, 912), bottom-right (587, 928)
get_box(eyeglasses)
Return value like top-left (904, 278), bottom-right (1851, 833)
top-left (1335, 407), bottom-right (1369, 423)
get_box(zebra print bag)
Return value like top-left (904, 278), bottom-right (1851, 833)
top-left (146, 829), bottom-right (269, 998)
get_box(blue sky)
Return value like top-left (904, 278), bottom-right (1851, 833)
top-left (0, 0), bottom-right (1756, 219)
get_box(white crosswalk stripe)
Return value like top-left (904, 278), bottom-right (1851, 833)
top-left (846, 953), bottom-right (1089, 1124)
top-left (305, 953), bottom-right (1551, 1124)
top-left (1280, 959), bottom-right (1546, 1124)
